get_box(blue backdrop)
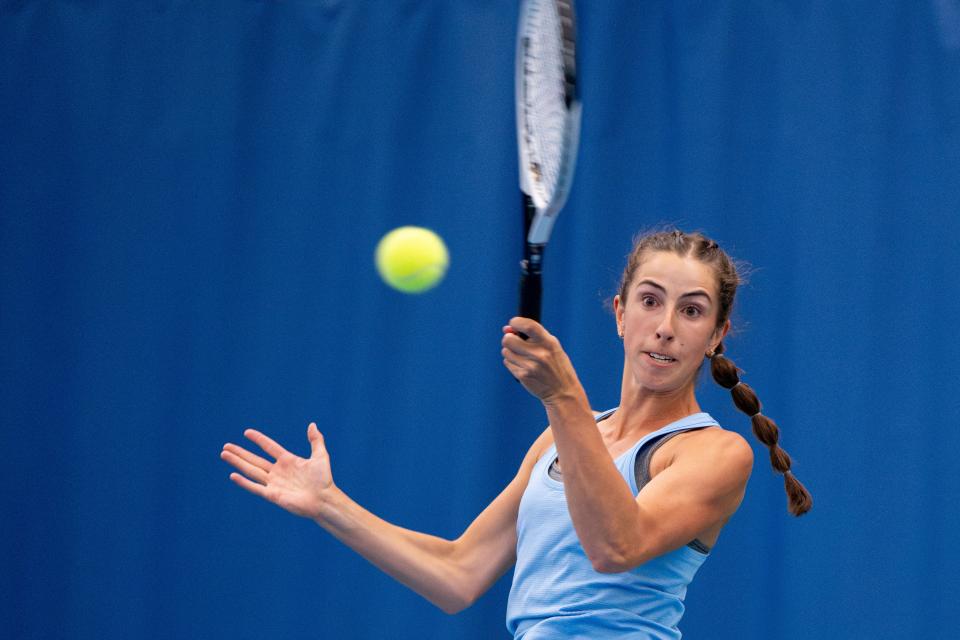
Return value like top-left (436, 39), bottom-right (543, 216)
top-left (2, 2), bottom-right (959, 638)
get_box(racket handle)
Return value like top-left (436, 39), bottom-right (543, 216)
top-left (518, 245), bottom-right (543, 341)
top-left (518, 260), bottom-right (542, 322)
top-left (518, 192), bottom-right (541, 341)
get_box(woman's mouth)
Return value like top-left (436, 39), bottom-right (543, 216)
top-left (646, 351), bottom-right (676, 363)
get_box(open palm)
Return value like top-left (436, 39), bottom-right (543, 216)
top-left (221, 423), bottom-right (334, 520)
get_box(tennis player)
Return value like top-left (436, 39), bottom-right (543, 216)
top-left (221, 229), bottom-right (811, 639)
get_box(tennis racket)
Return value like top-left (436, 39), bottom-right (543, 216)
top-left (516, 0), bottom-right (581, 334)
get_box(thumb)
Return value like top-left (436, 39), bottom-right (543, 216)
top-left (307, 422), bottom-right (325, 456)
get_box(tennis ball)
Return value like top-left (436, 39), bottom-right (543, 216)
top-left (374, 226), bottom-right (449, 294)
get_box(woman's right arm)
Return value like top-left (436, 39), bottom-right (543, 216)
top-left (222, 422), bottom-right (551, 615)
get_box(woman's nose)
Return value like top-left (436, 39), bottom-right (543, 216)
top-left (655, 311), bottom-right (676, 341)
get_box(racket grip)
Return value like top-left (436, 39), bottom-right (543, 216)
top-left (518, 190), bottom-right (542, 342)
top-left (518, 268), bottom-right (542, 324)
top-left (518, 249), bottom-right (542, 341)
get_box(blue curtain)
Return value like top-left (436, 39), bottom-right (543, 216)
top-left (2, 2), bottom-right (958, 638)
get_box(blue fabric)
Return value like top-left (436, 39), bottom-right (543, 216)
top-left (506, 412), bottom-right (719, 639)
top-left (3, 2), bottom-right (960, 639)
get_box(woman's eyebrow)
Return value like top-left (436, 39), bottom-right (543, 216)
top-left (637, 279), bottom-right (713, 303)
top-left (680, 290), bottom-right (713, 303)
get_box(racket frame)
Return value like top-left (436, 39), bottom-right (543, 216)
top-left (515, 0), bottom-right (581, 323)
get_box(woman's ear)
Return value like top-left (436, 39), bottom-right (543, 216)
top-left (613, 294), bottom-right (624, 335)
top-left (710, 319), bottom-right (731, 351)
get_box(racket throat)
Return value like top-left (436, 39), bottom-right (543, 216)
top-left (521, 245), bottom-right (544, 275)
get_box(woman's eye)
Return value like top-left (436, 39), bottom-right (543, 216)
top-left (641, 296), bottom-right (657, 307)
top-left (683, 306), bottom-right (702, 317)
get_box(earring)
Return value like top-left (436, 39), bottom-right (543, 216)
top-left (618, 328), bottom-right (624, 339)
top-left (705, 350), bottom-right (715, 358)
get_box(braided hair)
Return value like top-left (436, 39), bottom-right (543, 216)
top-left (617, 229), bottom-right (812, 516)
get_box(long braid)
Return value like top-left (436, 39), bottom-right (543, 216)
top-left (617, 228), bottom-right (813, 517)
top-left (710, 341), bottom-right (812, 516)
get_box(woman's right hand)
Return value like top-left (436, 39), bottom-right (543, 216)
top-left (221, 423), bottom-right (335, 521)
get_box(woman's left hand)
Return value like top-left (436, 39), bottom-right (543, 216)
top-left (501, 317), bottom-right (585, 405)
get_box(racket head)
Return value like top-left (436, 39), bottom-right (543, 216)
top-left (516, 0), bottom-right (581, 245)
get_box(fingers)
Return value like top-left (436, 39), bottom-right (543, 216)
top-left (503, 319), bottom-right (556, 357)
top-left (221, 448), bottom-right (270, 484)
top-left (502, 318), bottom-right (555, 370)
top-left (229, 471), bottom-right (270, 500)
top-left (502, 319), bottom-right (544, 375)
top-left (222, 442), bottom-right (271, 472)
top-left (502, 319), bottom-right (546, 352)
top-left (505, 317), bottom-right (548, 341)
top-left (502, 358), bottom-right (528, 381)
top-left (501, 349), bottom-right (527, 372)
top-left (244, 428), bottom-right (288, 460)
top-left (502, 333), bottom-right (536, 359)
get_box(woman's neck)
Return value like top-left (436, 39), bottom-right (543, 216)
top-left (604, 368), bottom-right (701, 441)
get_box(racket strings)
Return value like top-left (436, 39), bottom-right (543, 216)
top-left (521, 1), bottom-right (572, 207)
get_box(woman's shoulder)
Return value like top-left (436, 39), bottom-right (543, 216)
top-left (645, 426), bottom-right (753, 494)
top-left (670, 426), bottom-right (754, 470)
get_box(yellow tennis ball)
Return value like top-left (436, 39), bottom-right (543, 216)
top-left (375, 226), bottom-right (449, 293)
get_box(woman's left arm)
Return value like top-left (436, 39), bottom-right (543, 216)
top-left (501, 318), bottom-right (753, 573)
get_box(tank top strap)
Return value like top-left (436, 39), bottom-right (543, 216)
top-left (594, 407), bottom-right (618, 422)
top-left (540, 407), bottom-right (620, 462)
top-left (623, 412), bottom-right (719, 456)
top-left (542, 410), bottom-right (719, 477)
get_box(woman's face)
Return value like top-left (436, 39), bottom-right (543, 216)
top-left (614, 251), bottom-right (729, 393)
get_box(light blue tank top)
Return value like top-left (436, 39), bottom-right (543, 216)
top-left (505, 410), bottom-right (720, 640)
